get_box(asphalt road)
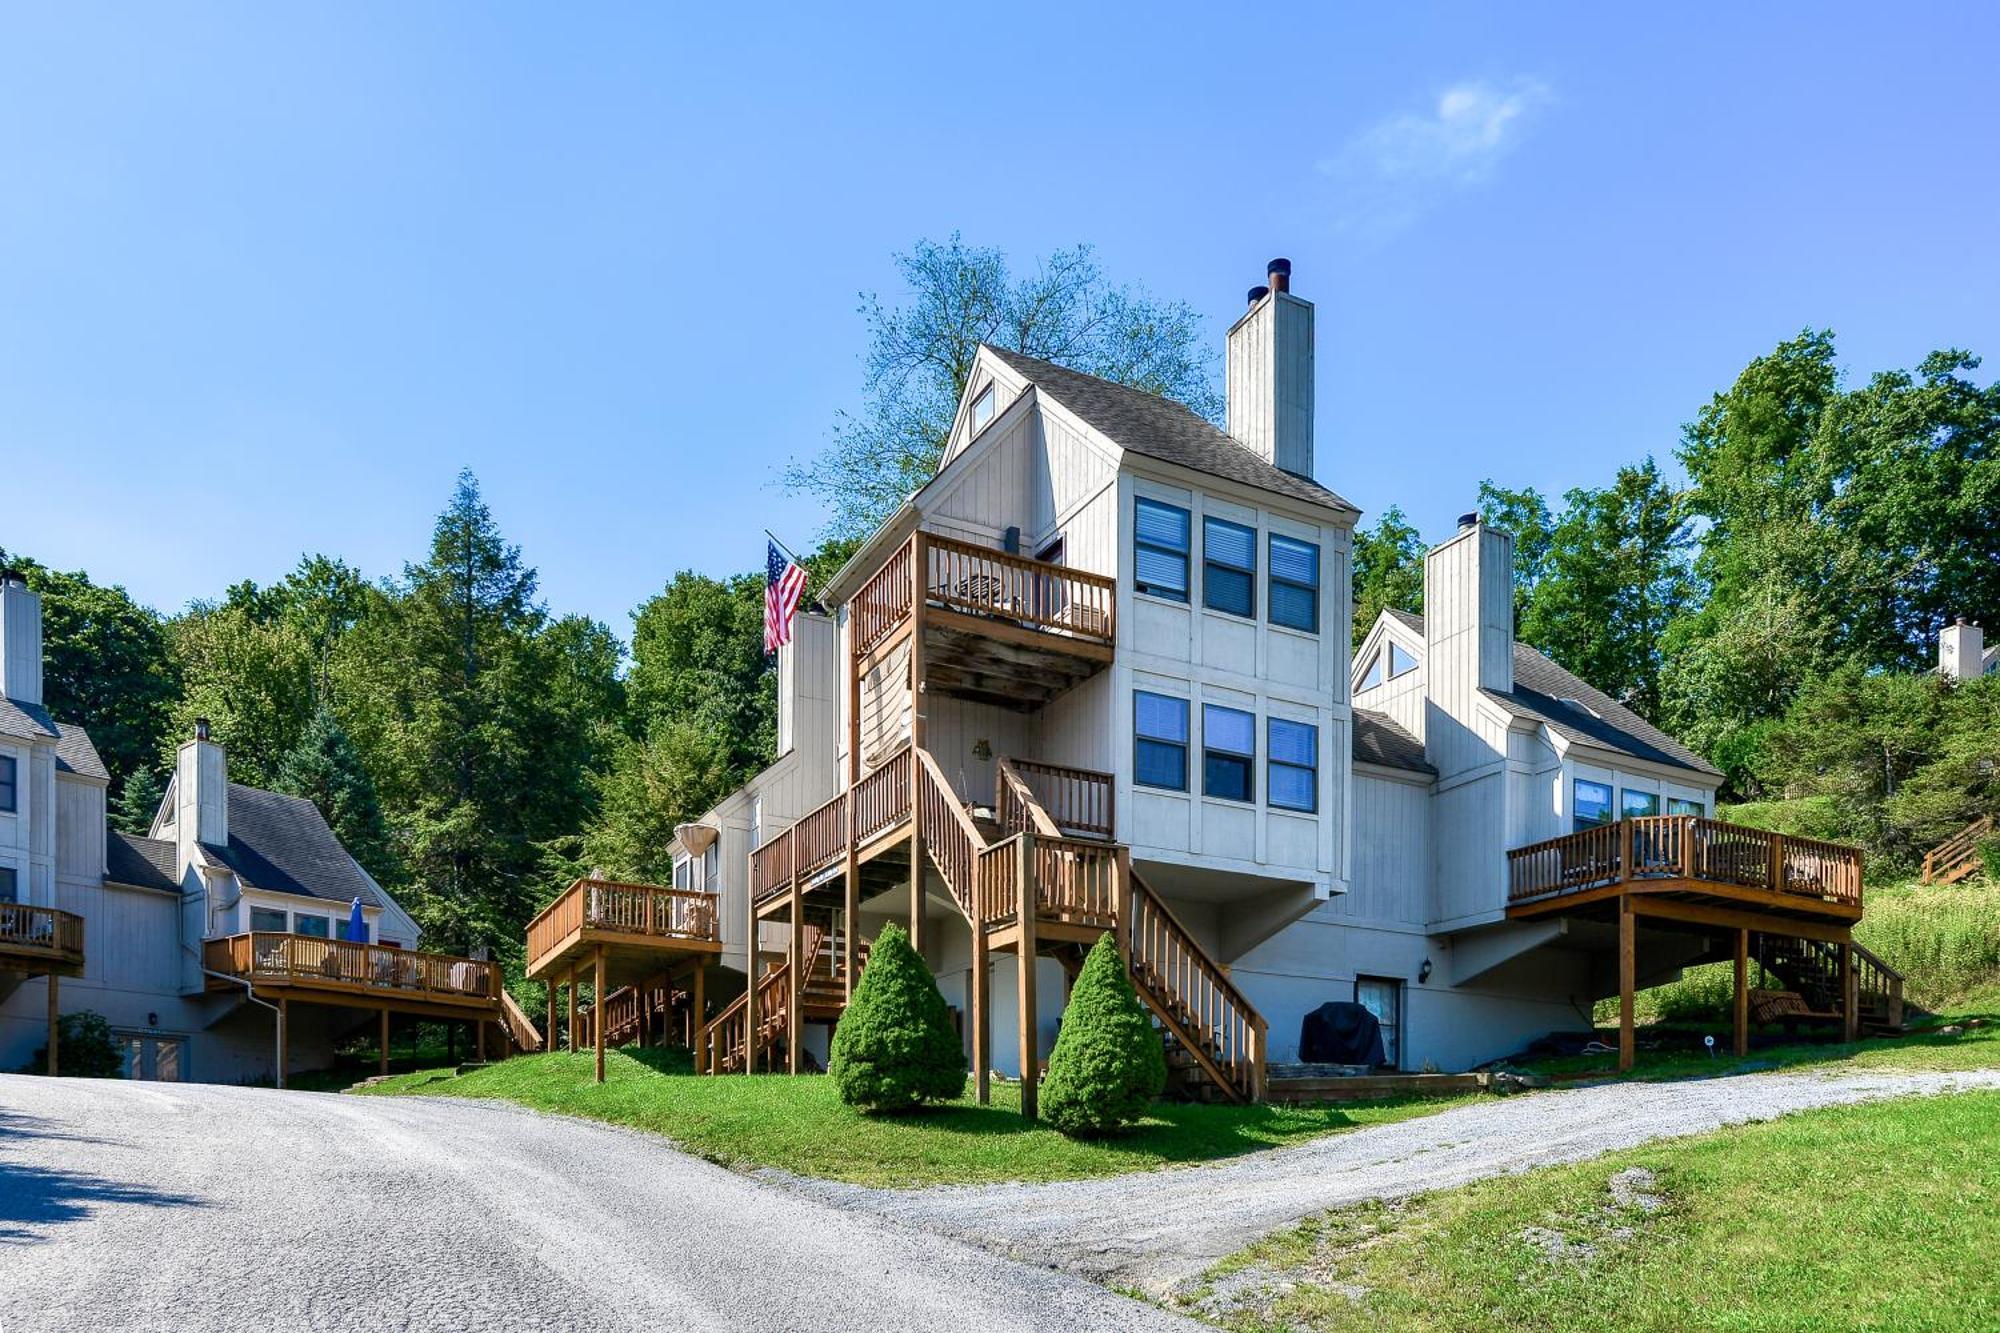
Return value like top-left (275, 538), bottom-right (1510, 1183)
top-left (0, 1075), bottom-right (1198, 1333)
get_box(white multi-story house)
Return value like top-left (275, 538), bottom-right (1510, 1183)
top-left (622, 259), bottom-right (1887, 1109)
top-left (0, 570), bottom-right (516, 1083)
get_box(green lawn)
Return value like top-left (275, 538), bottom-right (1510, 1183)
top-left (356, 1049), bottom-right (1467, 1187)
top-left (1504, 1012), bottom-right (2000, 1082)
top-left (1177, 1089), bottom-right (2000, 1332)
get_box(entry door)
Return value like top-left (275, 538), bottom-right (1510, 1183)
top-left (122, 1034), bottom-right (189, 1081)
top-left (1355, 978), bottom-right (1401, 1069)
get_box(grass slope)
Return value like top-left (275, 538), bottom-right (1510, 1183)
top-left (1180, 1090), bottom-right (2000, 1332)
top-left (358, 1049), bottom-right (1464, 1188)
top-left (1511, 1013), bottom-right (2000, 1081)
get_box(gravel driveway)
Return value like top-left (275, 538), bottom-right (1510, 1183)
top-left (794, 1067), bottom-right (2000, 1293)
top-left (0, 1075), bottom-right (1197, 1333)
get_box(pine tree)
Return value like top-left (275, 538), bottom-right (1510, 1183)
top-left (827, 923), bottom-right (965, 1112)
top-left (111, 765), bottom-right (166, 836)
top-left (276, 704), bottom-right (397, 884)
top-left (1039, 933), bottom-right (1166, 1137)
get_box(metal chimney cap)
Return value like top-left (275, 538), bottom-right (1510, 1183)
top-left (0, 568), bottom-right (24, 586)
top-left (1246, 284), bottom-right (1270, 307)
top-left (1457, 512), bottom-right (1480, 530)
top-left (194, 717), bottom-right (212, 742)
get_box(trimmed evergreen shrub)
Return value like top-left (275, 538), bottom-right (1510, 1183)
top-left (24, 1009), bottom-right (124, 1077)
top-left (1040, 932), bottom-right (1166, 1137)
top-left (827, 923), bottom-right (965, 1112)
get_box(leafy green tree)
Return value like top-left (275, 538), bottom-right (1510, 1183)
top-left (276, 704), bottom-right (398, 885)
top-left (112, 764), bottom-right (166, 836)
top-left (24, 1010), bottom-right (124, 1077)
top-left (627, 568), bottom-right (775, 767)
top-left (786, 235), bottom-right (1223, 538)
top-left (0, 552), bottom-right (177, 799)
top-left (1039, 933), bottom-right (1167, 1137)
top-left (1350, 505), bottom-right (1426, 646)
top-left (1483, 462), bottom-right (1694, 719)
top-left (166, 598), bottom-right (317, 787)
top-left (574, 721), bottom-right (737, 883)
top-left (827, 923), bottom-right (965, 1112)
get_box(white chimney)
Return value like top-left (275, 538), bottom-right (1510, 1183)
top-left (0, 570), bottom-right (43, 706)
top-left (1226, 258), bottom-right (1315, 478)
top-left (1424, 513), bottom-right (1516, 699)
top-left (174, 718), bottom-right (230, 850)
top-left (1941, 618), bottom-right (1986, 681)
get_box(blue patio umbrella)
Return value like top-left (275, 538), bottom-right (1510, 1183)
top-left (346, 897), bottom-right (367, 943)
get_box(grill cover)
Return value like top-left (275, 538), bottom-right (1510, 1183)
top-left (1298, 1001), bottom-right (1387, 1066)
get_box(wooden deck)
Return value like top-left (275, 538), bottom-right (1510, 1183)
top-left (524, 878), bottom-right (722, 987)
top-left (1507, 815), bottom-right (1864, 926)
top-left (852, 532), bottom-right (1114, 711)
top-left (1506, 817), bottom-right (1875, 1071)
top-left (204, 932), bottom-right (503, 1017)
top-left (0, 904), bottom-right (85, 977)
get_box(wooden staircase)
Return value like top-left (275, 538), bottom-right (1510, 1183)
top-left (1923, 816), bottom-right (1994, 885)
top-left (1756, 934), bottom-right (1906, 1034)
top-left (711, 746), bottom-right (1265, 1103)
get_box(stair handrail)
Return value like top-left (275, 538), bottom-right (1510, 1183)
top-left (703, 961), bottom-right (792, 1073)
top-left (499, 988), bottom-right (544, 1053)
top-left (1126, 865), bottom-right (1266, 1102)
top-left (995, 757), bottom-right (1063, 839)
top-left (1924, 815), bottom-right (1994, 884)
top-left (915, 746), bottom-right (987, 915)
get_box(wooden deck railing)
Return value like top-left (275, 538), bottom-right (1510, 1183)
top-left (917, 746), bottom-right (984, 916)
top-left (0, 904), bottom-right (84, 965)
top-left (1508, 816), bottom-right (1864, 908)
top-left (204, 932), bottom-right (500, 1003)
top-left (851, 532), bottom-right (1116, 659)
top-left (999, 757), bottom-right (1114, 839)
top-left (853, 744), bottom-right (913, 843)
top-left (526, 879), bottom-right (718, 971)
top-left (702, 962), bottom-right (791, 1073)
top-left (1923, 815), bottom-right (1994, 885)
top-left (1128, 869), bottom-right (1264, 1102)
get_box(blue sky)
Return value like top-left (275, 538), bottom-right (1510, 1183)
top-left (4, 3), bottom-right (1996, 637)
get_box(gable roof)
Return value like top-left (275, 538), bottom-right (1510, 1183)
top-left (982, 347), bottom-right (1357, 514)
top-left (1385, 609), bottom-right (1721, 778)
top-left (1352, 709), bottom-right (1433, 775)
top-left (199, 783), bottom-right (388, 909)
top-left (0, 698), bottom-right (110, 780)
top-left (107, 831), bottom-right (179, 891)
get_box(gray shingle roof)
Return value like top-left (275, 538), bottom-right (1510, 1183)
top-left (0, 697), bottom-right (110, 780)
top-left (199, 783), bottom-right (388, 909)
top-left (107, 831), bottom-right (180, 891)
top-left (1385, 610), bottom-right (1721, 778)
top-left (983, 347), bottom-right (1357, 513)
top-left (1352, 709), bottom-right (1433, 775)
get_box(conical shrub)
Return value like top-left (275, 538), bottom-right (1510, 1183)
top-left (1041, 932), bottom-right (1167, 1136)
top-left (828, 922), bottom-right (966, 1112)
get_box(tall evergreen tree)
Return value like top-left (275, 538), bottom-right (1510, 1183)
top-left (112, 764), bottom-right (166, 837)
top-left (276, 704), bottom-right (398, 885)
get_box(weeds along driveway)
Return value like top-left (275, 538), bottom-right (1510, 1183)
top-left (791, 1067), bottom-right (2000, 1294)
top-left (0, 1074), bottom-right (1198, 1333)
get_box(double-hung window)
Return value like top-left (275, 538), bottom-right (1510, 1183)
top-left (0, 867), bottom-right (16, 904)
top-left (1268, 534), bottom-right (1320, 632)
top-left (1268, 718), bottom-right (1319, 813)
top-left (1202, 517), bottom-right (1256, 617)
top-left (295, 914), bottom-right (331, 939)
top-left (1134, 692), bottom-right (1190, 791)
top-left (249, 906), bottom-right (289, 933)
top-left (1135, 499), bottom-right (1191, 602)
top-left (0, 755), bottom-right (15, 812)
top-left (1203, 704), bottom-right (1255, 803)
top-left (1667, 797), bottom-right (1704, 817)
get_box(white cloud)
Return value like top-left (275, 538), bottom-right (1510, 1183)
top-left (1322, 78), bottom-right (1553, 237)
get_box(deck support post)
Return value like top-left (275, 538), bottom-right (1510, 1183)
top-left (843, 792), bottom-right (860, 1002)
top-left (1842, 941), bottom-right (1859, 1043)
top-left (909, 533), bottom-right (928, 959)
top-left (788, 882), bottom-right (803, 1075)
top-left (46, 973), bottom-right (59, 1078)
top-left (276, 996), bottom-right (289, 1090)
top-left (692, 961), bottom-right (707, 1074)
top-left (476, 1017), bottom-right (487, 1063)
top-left (1018, 831), bottom-right (1039, 1119)
top-left (545, 982), bottom-right (556, 1056)
top-left (971, 921), bottom-right (990, 1104)
top-left (1617, 895), bottom-right (1635, 1074)
top-left (593, 945), bottom-right (607, 1084)
top-left (380, 1007), bottom-right (391, 1076)
top-left (567, 964), bottom-right (578, 1054)
top-left (1733, 928), bottom-right (1749, 1058)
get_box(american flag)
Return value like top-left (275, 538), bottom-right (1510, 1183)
top-left (765, 540), bottom-right (809, 653)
